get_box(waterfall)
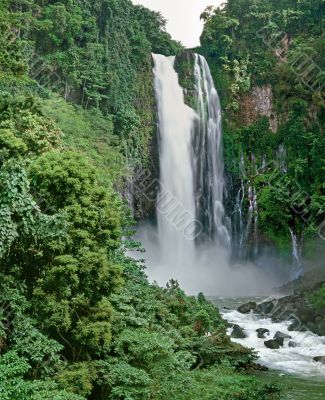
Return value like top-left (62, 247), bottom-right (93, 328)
top-left (133, 53), bottom-right (284, 295)
top-left (134, 53), bottom-right (231, 292)
top-left (234, 179), bottom-right (245, 257)
top-left (231, 152), bottom-right (261, 260)
top-left (153, 54), bottom-right (197, 267)
top-left (152, 53), bottom-right (230, 260)
top-left (277, 144), bottom-right (288, 173)
top-left (192, 55), bottom-right (230, 246)
top-left (289, 228), bottom-right (304, 280)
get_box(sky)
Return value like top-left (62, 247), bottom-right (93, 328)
top-left (132, 0), bottom-right (224, 48)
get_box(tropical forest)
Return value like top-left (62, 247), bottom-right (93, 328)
top-left (0, 0), bottom-right (324, 399)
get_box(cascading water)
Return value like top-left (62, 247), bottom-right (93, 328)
top-left (231, 153), bottom-right (261, 261)
top-left (277, 144), bottom-right (288, 173)
top-left (152, 53), bottom-right (230, 265)
top-left (222, 307), bottom-right (325, 377)
top-left (192, 55), bottom-right (231, 246)
top-left (152, 54), bottom-right (197, 267)
top-left (289, 228), bottom-right (304, 280)
top-left (233, 179), bottom-right (245, 257)
top-left (245, 186), bottom-right (258, 255)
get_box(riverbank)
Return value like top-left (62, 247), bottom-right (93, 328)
top-left (260, 372), bottom-right (325, 400)
top-left (235, 280), bottom-right (325, 337)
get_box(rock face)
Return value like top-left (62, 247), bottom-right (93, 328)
top-left (256, 282), bottom-right (325, 337)
top-left (238, 85), bottom-right (278, 132)
top-left (313, 356), bottom-right (325, 364)
top-left (264, 339), bottom-right (281, 349)
top-left (238, 302), bottom-right (257, 314)
top-left (174, 51), bottom-right (196, 109)
top-left (231, 324), bottom-right (247, 339)
top-left (256, 328), bottom-right (270, 339)
top-left (257, 300), bottom-right (277, 314)
top-left (289, 341), bottom-right (297, 348)
top-left (288, 320), bottom-right (301, 331)
top-left (129, 154), bottom-right (160, 219)
top-left (274, 337), bottom-right (284, 347)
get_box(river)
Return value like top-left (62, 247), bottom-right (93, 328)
top-left (211, 297), bottom-right (325, 400)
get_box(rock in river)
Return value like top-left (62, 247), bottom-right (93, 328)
top-left (256, 328), bottom-right (270, 339)
top-left (238, 302), bottom-right (257, 314)
top-left (264, 339), bottom-right (281, 349)
top-left (231, 324), bottom-right (247, 339)
top-left (313, 356), bottom-right (325, 364)
top-left (274, 331), bottom-right (292, 341)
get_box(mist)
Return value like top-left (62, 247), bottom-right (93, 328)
top-left (130, 222), bottom-right (289, 297)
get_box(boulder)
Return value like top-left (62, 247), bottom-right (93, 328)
top-left (238, 302), bottom-right (257, 314)
top-left (288, 341), bottom-right (297, 348)
top-left (274, 331), bottom-right (292, 341)
top-left (313, 356), bottom-right (325, 364)
top-left (231, 324), bottom-right (247, 339)
top-left (257, 300), bottom-right (277, 315)
top-left (256, 282), bottom-right (325, 337)
top-left (264, 339), bottom-right (281, 349)
top-left (245, 363), bottom-right (268, 372)
top-left (288, 320), bottom-right (300, 331)
top-left (256, 328), bottom-right (270, 339)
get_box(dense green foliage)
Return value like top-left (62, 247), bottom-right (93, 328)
top-left (2, 0), bottom-right (181, 166)
top-left (200, 0), bottom-right (325, 259)
top-left (0, 0), bottom-right (281, 399)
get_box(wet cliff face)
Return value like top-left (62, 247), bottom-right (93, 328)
top-left (222, 84), bottom-right (282, 262)
top-left (174, 51), bottom-right (197, 108)
top-left (124, 61), bottom-right (160, 220)
top-left (238, 86), bottom-right (278, 133)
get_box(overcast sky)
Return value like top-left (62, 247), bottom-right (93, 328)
top-left (132, 0), bottom-right (224, 48)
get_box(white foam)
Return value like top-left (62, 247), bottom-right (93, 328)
top-left (223, 309), bottom-right (325, 377)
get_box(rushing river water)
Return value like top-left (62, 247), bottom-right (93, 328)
top-left (211, 297), bottom-right (325, 400)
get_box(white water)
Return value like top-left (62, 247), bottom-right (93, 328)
top-left (153, 53), bottom-right (230, 252)
top-left (153, 54), bottom-right (197, 267)
top-left (246, 186), bottom-right (258, 249)
top-left (223, 308), bottom-right (325, 377)
top-left (234, 179), bottom-right (245, 257)
top-left (192, 55), bottom-right (230, 246)
top-left (289, 228), bottom-right (304, 280)
top-left (277, 144), bottom-right (288, 173)
top-left (232, 154), bottom-right (260, 260)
